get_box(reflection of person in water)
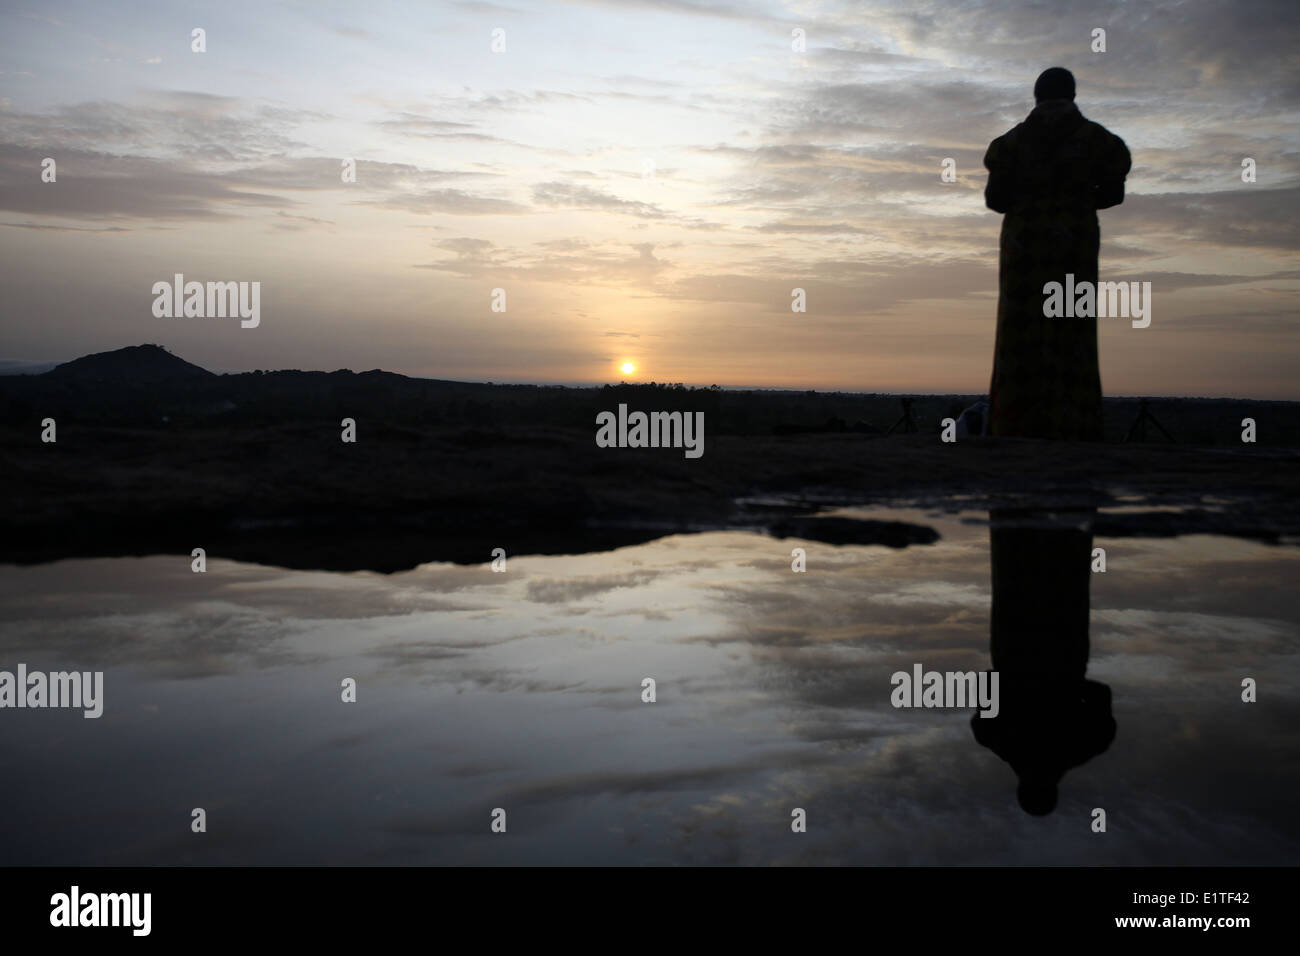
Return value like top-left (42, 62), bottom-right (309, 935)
top-left (972, 509), bottom-right (1115, 815)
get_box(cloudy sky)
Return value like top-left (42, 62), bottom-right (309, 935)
top-left (1, 0), bottom-right (1297, 396)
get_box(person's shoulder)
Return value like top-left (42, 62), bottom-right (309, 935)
top-left (984, 124), bottom-right (1023, 162)
top-left (1081, 116), bottom-right (1128, 148)
top-left (992, 122), bottom-right (1026, 145)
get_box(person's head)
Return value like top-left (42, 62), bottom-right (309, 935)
top-left (1034, 67), bottom-right (1076, 103)
top-left (1017, 776), bottom-right (1059, 816)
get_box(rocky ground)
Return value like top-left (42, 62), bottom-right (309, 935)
top-left (2, 420), bottom-right (1295, 572)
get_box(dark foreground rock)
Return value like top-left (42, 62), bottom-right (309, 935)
top-left (1, 420), bottom-right (1296, 572)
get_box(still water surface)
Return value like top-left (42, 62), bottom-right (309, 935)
top-left (1, 507), bottom-right (1296, 865)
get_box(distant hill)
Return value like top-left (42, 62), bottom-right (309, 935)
top-left (44, 344), bottom-right (215, 384)
top-left (0, 343), bottom-right (1296, 446)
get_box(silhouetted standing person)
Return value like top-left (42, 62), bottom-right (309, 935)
top-left (984, 68), bottom-right (1131, 440)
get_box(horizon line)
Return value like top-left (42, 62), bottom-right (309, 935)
top-left (3, 347), bottom-right (1297, 403)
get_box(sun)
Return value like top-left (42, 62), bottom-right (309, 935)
top-left (620, 362), bottom-right (635, 375)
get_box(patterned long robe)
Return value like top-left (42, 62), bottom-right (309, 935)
top-left (984, 100), bottom-right (1131, 440)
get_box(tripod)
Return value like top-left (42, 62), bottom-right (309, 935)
top-left (886, 397), bottom-right (918, 436)
top-left (1123, 398), bottom-right (1175, 443)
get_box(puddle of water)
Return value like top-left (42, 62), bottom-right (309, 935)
top-left (0, 508), bottom-right (1296, 865)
